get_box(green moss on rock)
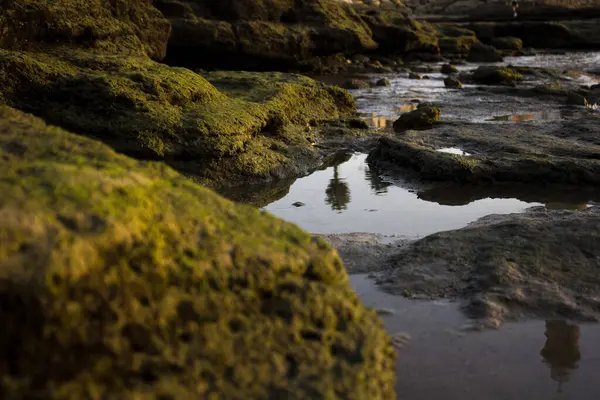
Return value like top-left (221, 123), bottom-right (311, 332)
top-left (393, 104), bottom-right (440, 132)
top-left (491, 36), bottom-right (523, 51)
top-left (157, 0), bottom-right (377, 71)
top-left (0, 0), bottom-right (171, 59)
top-left (0, 106), bottom-right (396, 399)
top-left (0, 51), bottom-right (357, 184)
top-left (472, 66), bottom-right (523, 86)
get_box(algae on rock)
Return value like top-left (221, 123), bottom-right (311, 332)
top-left (0, 0), bottom-right (171, 59)
top-left (0, 106), bottom-right (396, 399)
top-left (156, 0), bottom-right (378, 71)
top-left (0, 50), bottom-right (357, 185)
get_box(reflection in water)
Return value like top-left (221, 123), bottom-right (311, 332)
top-left (540, 320), bottom-right (581, 393)
top-left (264, 154), bottom-right (545, 237)
top-left (394, 103), bottom-right (419, 113)
top-left (325, 165), bottom-right (351, 212)
top-left (365, 163), bottom-right (393, 195)
top-left (490, 110), bottom-right (562, 122)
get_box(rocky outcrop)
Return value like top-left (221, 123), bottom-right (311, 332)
top-left (375, 206), bottom-right (600, 327)
top-left (444, 76), bottom-right (462, 88)
top-left (0, 106), bottom-right (396, 399)
top-left (0, 0), bottom-right (171, 59)
top-left (471, 66), bottom-right (522, 86)
top-left (360, 9), bottom-right (441, 56)
top-left (466, 20), bottom-right (600, 50)
top-left (393, 104), bottom-right (440, 132)
top-left (155, 0), bottom-right (378, 70)
top-left (368, 113), bottom-right (600, 185)
top-left (441, 63), bottom-right (459, 74)
top-left (466, 41), bottom-right (503, 62)
top-left (0, 50), bottom-right (358, 185)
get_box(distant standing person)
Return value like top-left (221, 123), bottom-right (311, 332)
top-left (511, 0), bottom-right (519, 17)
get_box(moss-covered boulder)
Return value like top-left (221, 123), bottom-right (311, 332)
top-left (472, 66), bottom-right (523, 86)
top-left (0, 106), bottom-right (396, 399)
top-left (444, 76), bottom-right (462, 89)
top-left (466, 42), bottom-right (503, 62)
top-left (435, 24), bottom-right (478, 57)
top-left (0, 0), bottom-right (171, 59)
top-left (360, 10), bottom-right (440, 56)
top-left (342, 79), bottom-right (372, 89)
top-left (491, 36), bottom-right (523, 52)
top-left (155, 0), bottom-right (377, 71)
top-left (441, 63), bottom-right (458, 74)
top-left (0, 51), bottom-right (356, 185)
top-left (376, 78), bottom-right (391, 87)
top-left (393, 104), bottom-right (440, 132)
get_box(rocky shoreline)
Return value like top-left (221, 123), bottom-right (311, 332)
top-left (1, 0), bottom-right (600, 398)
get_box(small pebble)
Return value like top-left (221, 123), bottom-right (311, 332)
top-left (292, 202), bottom-right (305, 207)
top-left (375, 308), bottom-right (397, 316)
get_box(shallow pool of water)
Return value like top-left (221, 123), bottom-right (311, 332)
top-left (351, 274), bottom-right (600, 400)
top-left (263, 153), bottom-right (545, 237)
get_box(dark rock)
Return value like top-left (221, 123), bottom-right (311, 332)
top-left (408, 72), bottom-right (422, 80)
top-left (156, 0), bottom-right (378, 71)
top-left (472, 66), bottom-right (523, 86)
top-left (441, 63), bottom-right (459, 74)
top-left (393, 105), bottom-right (440, 132)
top-left (292, 201), bottom-right (306, 207)
top-left (467, 21), bottom-right (600, 50)
top-left (491, 36), bottom-right (523, 51)
top-left (411, 65), bottom-right (434, 73)
top-left (342, 79), bottom-right (372, 89)
top-left (467, 42), bottom-right (503, 63)
top-left (376, 206), bottom-right (600, 327)
top-left (444, 76), bottom-right (463, 89)
top-left (361, 9), bottom-right (440, 56)
top-left (566, 92), bottom-right (589, 106)
top-left (375, 78), bottom-right (391, 87)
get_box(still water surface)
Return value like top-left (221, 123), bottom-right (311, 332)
top-left (351, 274), bottom-right (600, 400)
top-left (263, 153), bottom-right (595, 238)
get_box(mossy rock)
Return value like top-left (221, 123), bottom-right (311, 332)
top-left (0, 0), bottom-right (171, 59)
top-left (440, 63), bottom-right (458, 74)
top-left (0, 106), bottom-right (396, 399)
top-left (342, 79), bottom-right (372, 89)
top-left (361, 10), bottom-right (440, 55)
top-left (157, 0), bottom-right (377, 71)
top-left (408, 72), bottom-right (422, 80)
top-left (435, 24), bottom-right (478, 56)
top-left (472, 66), bottom-right (523, 86)
top-left (375, 78), bottom-right (391, 87)
top-left (444, 76), bottom-right (462, 89)
top-left (491, 36), bottom-right (523, 51)
top-left (393, 105), bottom-right (440, 132)
top-left (467, 42), bottom-right (503, 63)
top-left (0, 51), bottom-right (356, 184)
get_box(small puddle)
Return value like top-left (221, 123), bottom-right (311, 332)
top-left (351, 274), bottom-right (600, 400)
top-left (262, 153), bottom-right (594, 237)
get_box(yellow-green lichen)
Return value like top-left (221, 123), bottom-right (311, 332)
top-left (0, 106), bottom-right (396, 399)
top-left (0, 50), bottom-right (357, 184)
top-left (0, 0), bottom-right (171, 59)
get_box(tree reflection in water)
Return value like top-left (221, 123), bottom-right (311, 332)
top-left (325, 164), bottom-right (351, 212)
top-left (540, 320), bottom-right (581, 394)
top-left (365, 162), bottom-right (392, 195)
